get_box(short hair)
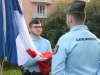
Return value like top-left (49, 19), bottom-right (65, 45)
top-left (66, 1), bottom-right (86, 13)
top-left (29, 18), bottom-right (41, 27)
top-left (67, 11), bottom-right (86, 22)
top-left (66, 1), bottom-right (86, 22)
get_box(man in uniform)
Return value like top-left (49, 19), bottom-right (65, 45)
top-left (22, 18), bottom-right (52, 75)
top-left (52, 1), bottom-right (100, 75)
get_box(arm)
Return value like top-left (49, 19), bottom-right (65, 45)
top-left (23, 40), bottom-right (52, 67)
top-left (97, 39), bottom-right (100, 75)
top-left (51, 41), bottom-right (68, 75)
top-left (97, 60), bottom-right (100, 75)
top-left (23, 58), bottom-right (37, 67)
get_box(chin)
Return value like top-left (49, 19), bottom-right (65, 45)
top-left (36, 34), bottom-right (41, 36)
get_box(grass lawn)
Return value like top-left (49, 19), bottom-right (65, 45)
top-left (1, 61), bottom-right (22, 75)
top-left (3, 67), bottom-right (21, 75)
top-left (1, 60), bottom-right (51, 75)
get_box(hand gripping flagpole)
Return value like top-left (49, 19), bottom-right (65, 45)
top-left (0, 0), bottom-right (7, 75)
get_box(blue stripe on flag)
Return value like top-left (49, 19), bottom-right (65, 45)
top-left (0, 0), bottom-right (4, 58)
top-left (5, 0), bottom-right (20, 65)
top-left (12, 0), bottom-right (22, 15)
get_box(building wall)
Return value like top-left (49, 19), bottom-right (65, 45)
top-left (21, 0), bottom-right (30, 26)
top-left (21, 0), bottom-right (73, 26)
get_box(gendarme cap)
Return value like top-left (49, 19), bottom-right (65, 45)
top-left (66, 1), bottom-right (86, 13)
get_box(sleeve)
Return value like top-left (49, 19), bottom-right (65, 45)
top-left (47, 40), bottom-right (52, 53)
top-left (97, 39), bottom-right (100, 75)
top-left (22, 58), bottom-right (37, 67)
top-left (51, 41), bottom-right (68, 75)
top-left (97, 60), bottom-right (100, 75)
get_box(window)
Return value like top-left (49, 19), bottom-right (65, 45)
top-left (37, 4), bottom-right (46, 16)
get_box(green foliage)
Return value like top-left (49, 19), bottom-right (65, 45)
top-left (41, 1), bottom-right (70, 48)
top-left (85, 0), bottom-right (100, 38)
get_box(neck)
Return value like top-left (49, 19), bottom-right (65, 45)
top-left (31, 34), bottom-right (40, 40)
top-left (70, 22), bottom-right (84, 29)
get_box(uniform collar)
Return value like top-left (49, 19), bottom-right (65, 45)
top-left (30, 35), bottom-right (41, 41)
top-left (70, 25), bottom-right (88, 31)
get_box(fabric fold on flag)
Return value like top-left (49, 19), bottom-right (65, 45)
top-left (27, 49), bottom-right (52, 74)
top-left (5, 0), bottom-right (41, 65)
top-left (0, 0), bottom-right (4, 58)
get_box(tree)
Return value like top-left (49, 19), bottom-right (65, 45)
top-left (41, 1), bottom-right (70, 48)
top-left (85, 0), bottom-right (100, 38)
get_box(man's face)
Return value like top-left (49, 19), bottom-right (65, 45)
top-left (30, 24), bottom-right (42, 37)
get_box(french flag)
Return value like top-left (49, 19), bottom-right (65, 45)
top-left (0, 0), bottom-right (52, 74)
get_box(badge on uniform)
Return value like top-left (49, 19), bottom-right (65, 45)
top-left (53, 45), bottom-right (59, 54)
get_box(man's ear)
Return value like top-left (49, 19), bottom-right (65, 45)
top-left (69, 15), bottom-right (73, 23)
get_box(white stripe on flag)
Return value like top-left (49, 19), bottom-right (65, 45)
top-left (14, 11), bottom-right (41, 65)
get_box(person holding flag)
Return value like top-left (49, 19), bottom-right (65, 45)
top-left (0, 0), bottom-right (52, 75)
top-left (22, 18), bottom-right (52, 75)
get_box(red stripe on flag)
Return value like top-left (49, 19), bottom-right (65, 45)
top-left (26, 49), bottom-right (52, 74)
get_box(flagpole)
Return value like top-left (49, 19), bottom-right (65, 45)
top-left (0, 0), bottom-right (7, 75)
top-left (0, 59), bottom-right (2, 75)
